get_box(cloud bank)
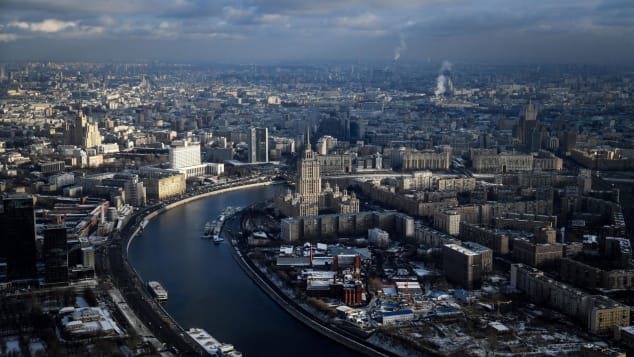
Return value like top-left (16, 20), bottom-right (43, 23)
top-left (0, 0), bottom-right (633, 63)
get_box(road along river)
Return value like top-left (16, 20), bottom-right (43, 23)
top-left (128, 184), bottom-right (355, 356)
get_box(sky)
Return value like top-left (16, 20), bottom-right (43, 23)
top-left (0, 0), bottom-right (633, 64)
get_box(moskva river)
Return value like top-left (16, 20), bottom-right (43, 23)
top-left (128, 185), bottom-right (355, 356)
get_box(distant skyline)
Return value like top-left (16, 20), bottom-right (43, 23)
top-left (1, 0), bottom-right (634, 64)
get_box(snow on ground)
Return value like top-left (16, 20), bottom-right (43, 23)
top-left (75, 296), bottom-right (89, 308)
top-left (29, 338), bottom-right (46, 355)
top-left (4, 337), bottom-right (21, 355)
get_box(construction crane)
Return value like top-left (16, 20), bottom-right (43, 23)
top-left (480, 299), bottom-right (512, 317)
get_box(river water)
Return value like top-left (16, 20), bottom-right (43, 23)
top-left (128, 185), bottom-right (355, 356)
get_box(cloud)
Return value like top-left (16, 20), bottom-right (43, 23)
top-left (30, 19), bottom-right (77, 32)
top-left (259, 14), bottom-right (290, 25)
top-left (223, 6), bottom-right (256, 20)
top-left (249, 0), bottom-right (444, 17)
top-left (0, 33), bottom-right (18, 42)
top-left (331, 13), bottom-right (380, 30)
top-left (0, 0), bottom-right (179, 16)
top-left (0, 0), bottom-right (633, 63)
top-left (8, 19), bottom-right (77, 33)
top-left (9, 22), bottom-right (30, 30)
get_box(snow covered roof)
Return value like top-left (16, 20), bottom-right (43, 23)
top-left (488, 321), bottom-right (510, 332)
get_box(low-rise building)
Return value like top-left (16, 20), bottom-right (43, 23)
top-left (381, 309), bottom-right (414, 325)
top-left (620, 326), bottom-right (634, 348)
top-left (579, 344), bottom-right (626, 357)
top-left (472, 152), bottom-right (533, 173)
top-left (143, 173), bottom-right (186, 201)
top-left (317, 154), bottom-right (353, 175)
top-left (39, 160), bottom-right (65, 174)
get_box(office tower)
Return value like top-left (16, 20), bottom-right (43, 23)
top-left (0, 194), bottom-right (37, 280)
top-left (43, 226), bottom-right (69, 285)
top-left (169, 140), bottom-right (201, 169)
top-left (349, 119), bottom-right (366, 143)
top-left (560, 129), bottom-right (577, 153)
top-left (530, 127), bottom-right (543, 152)
top-left (248, 127), bottom-right (269, 163)
top-left (479, 134), bottom-right (496, 149)
top-left (64, 111), bottom-right (102, 148)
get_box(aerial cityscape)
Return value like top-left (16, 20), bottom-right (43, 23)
top-left (1, 1), bottom-right (634, 357)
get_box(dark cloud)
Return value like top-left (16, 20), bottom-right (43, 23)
top-left (0, 0), bottom-right (633, 63)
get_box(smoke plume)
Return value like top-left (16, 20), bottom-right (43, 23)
top-left (434, 60), bottom-right (452, 97)
top-left (393, 35), bottom-right (407, 62)
top-left (435, 74), bottom-right (447, 96)
top-left (440, 60), bottom-right (452, 73)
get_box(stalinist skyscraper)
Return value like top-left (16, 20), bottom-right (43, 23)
top-left (515, 101), bottom-right (538, 147)
top-left (277, 128), bottom-right (359, 218)
top-left (296, 128), bottom-right (321, 210)
top-left (64, 111), bottom-right (101, 148)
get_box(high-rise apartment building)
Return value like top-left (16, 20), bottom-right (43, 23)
top-left (442, 243), bottom-right (483, 289)
top-left (0, 194), bottom-right (37, 280)
top-left (434, 209), bottom-right (461, 236)
top-left (248, 127), bottom-right (269, 163)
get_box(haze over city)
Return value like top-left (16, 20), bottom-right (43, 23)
top-left (1, 1), bottom-right (634, 357)
top-left (1, 0), bottom-right (634, 63)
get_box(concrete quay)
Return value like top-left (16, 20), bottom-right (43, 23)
top-left (224, 214), bottom-right (394, 357)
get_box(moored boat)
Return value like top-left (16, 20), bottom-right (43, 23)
top-left (186, 327), bottom-right (241, 356)
top-left (147, 281), bottom-right (168, 301)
